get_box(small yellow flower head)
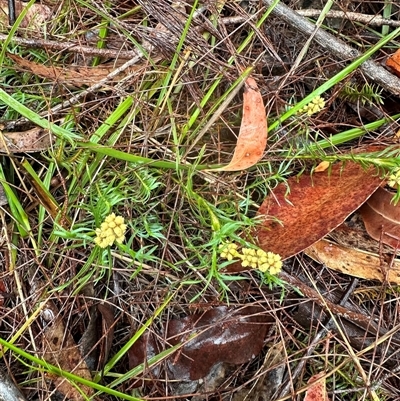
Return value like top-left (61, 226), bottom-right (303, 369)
top-left (298, 96), bottom-right (325, 116)
top-left (388, 168), bottom-right (400, 188)
top-left (219, 242), bottom-right (282, 275)
top-left (219, 242), bottom-right (240, 261)
top-left (241, 248), bottom-right (282, 274)
top-left (258, 252), bottom-right (283, 275)
top-left (94, 213), bottom-right (127, 248)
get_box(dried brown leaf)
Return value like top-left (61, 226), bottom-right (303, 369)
top-left (8, 54), bottom-right (115, 87)
top-left (0, 128), bottom-right (52, 153)
top-left (305, 238), bottom-right (400, 283)
top-left (256, 162), bottom-right (382, 259)
top-left (0, 0), bottom-right (51, 30)
top-left (41, 302), bottom-right (93, 400)
top-left (211, 76), bottom-right (268, 171)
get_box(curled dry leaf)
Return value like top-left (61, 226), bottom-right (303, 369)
top-left (232, 342), bottom-right (285, 401)
top-left (305, 238), bottom-right (400, 283)
top-left (304, 372), bottom-right (329, 401)
top-left (40, 301), bottom-right (93, 400)
top-left (79, 303), bottom-right (115, 371)
top-left (0, 127), bottom-right (53, 153)
top-left (255, 162), bottom-right (382, 260)
top-left (359, 187), bottom-right (400, 250)
top-left (0, 0), bottom-right (51, 30)
top-left (211, 76), bottom-right (268, 171)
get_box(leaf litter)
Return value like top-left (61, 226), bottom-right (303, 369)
top-left (2, 0), bottom-right (400, 400)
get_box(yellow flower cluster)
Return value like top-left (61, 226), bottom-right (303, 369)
top-left (219, 243), bottom-right (282, 275)
top-left (95, 213), bottom-right (127, 248)
top-left (219, 242), bottom-right (240, 261)
top-left (388, 168), bottom-right (400, 188)
top-left (298, 96), bottom-right (325, 116)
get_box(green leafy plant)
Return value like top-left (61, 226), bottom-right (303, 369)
top-left (339, 82), bottom-right (384, 106)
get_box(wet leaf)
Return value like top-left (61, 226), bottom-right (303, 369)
top-left (212, 76), bottom-right (267, 171)
top-left (359, 187), bottom-right (400, 249)
top-left (304, 372), bottom-right (329, 401)
top-left (128, 306), bottom-right (272, 382)
top-left (41, 301), bottom-right (93, 400)
top-left (167, 306), bottom-right (270, 380)
top-left (305, 238), bottom-right (400, 283)
top-left (128, 331), bottom-right (161, 374)
top-left (256, 162), bottom-right (382, 259)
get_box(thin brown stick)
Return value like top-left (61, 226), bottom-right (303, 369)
top-left (222, 11), bottom-right (400, 28)
top-left (262, 0), bottom-right (400, 96)
top-left (0, 33), bottom-right (139, 59)
top-left (279, 271), bottom-right (372, 324)
top-left (298, 9), bottom-right (400, 27)
top-left (276, 277), bottom-right (359, 399)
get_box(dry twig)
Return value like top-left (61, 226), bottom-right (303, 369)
top-left (262, 0), bottom-right (400, 96)
top-left (221, 11), bottom-right (400, 28)
top-left (0, 33), bottom-right (139, 59)
top-left (297, 9), bottom-right (400, 27)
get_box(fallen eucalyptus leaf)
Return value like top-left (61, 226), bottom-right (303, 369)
top-left (128, 306), bottom-right (272, 382)
top-left (210, 76), bottom-right (268, 171)
top-left (256, 162), bottom-right (382, 259)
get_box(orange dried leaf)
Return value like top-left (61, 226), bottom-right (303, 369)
top-left (386, 49), bottom-right (400, 78)
top-left (212, 76), bottom-right (267, 171)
